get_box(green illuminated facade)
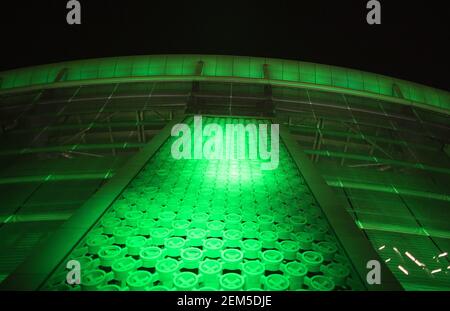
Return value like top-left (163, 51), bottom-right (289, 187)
top-left (43, 116), bottom-right (361, 291)
top-left (0, 55), bottom-right (448, 291)
top-left (1, 55), bottom-right (449, 113)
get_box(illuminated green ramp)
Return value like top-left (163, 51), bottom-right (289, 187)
top-left (43, 116), bottom-right (363, 291)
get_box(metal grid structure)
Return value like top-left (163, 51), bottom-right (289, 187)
top-left (0, 55), bottom-right (449, 290)
top-left (41, 116), bottom-right (364, 291)
top-left (1, 55), bottom-right (449, 112)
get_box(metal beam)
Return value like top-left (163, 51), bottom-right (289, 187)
top-left (343, 122), bottom-right (393, 159)
top-left (106, 115), bottom-right (116, 156)
top-left (288, 124), bottom-right (439, 152)
top-left (392, 83), bottom-right (404, 99)
top-left (302, 149), bottom-right (450, 175)
top-left (54, 68), bottom-right (69, 83)
top-left (186, 61), bottom-right (204, 113)
top-left (11, 120), bottom-right (167, 134)
top-left (0, 172), bottom-right (114, 185)
top-left (0, 142), bottom-right (146, 156)
top-left (262, 64), bottom-right (275, 116)
top-left (325, 177), bottom-right (450, 203)
top-left (445, 144), bottom-right (450, 158)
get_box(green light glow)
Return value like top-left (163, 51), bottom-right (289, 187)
top-left (43, 116), bottom-right (359, 291)
top-left (1, 55), bottom-right (448, 113)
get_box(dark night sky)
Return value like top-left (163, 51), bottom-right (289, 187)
top-left (0, 0), bottom-right (449, 91)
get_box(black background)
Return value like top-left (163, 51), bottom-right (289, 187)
top-left (0, 0), bottom-right (449, 90)
top-left (0, 291), bottom-right (445, 310)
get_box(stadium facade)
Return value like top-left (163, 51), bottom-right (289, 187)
top-left (0, 55), bottom-right (448, 291)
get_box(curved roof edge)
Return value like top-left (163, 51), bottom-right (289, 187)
top-left (0, 54), bottom-right (449, 114)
